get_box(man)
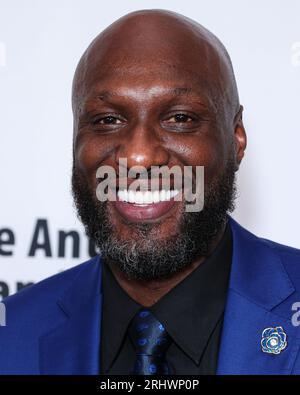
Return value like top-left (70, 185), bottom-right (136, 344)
top-left (1, 9), bottom-right (300, 375)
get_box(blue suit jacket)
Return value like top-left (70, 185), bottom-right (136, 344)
top-left (1, 217), bottom-right (300, 374)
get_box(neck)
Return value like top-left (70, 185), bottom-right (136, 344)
top-left (108, 223), bottom-right (227, 307)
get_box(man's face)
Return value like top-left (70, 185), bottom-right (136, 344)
top-left (72, 21), bottom-right (244, 279)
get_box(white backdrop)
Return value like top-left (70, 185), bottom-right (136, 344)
top-left (0, 0), bottom-right (299, 298)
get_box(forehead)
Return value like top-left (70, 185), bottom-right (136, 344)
top-left (76, 60), bottom-right (222, 113)
top-left (72, 19), bottom-right (231, 116)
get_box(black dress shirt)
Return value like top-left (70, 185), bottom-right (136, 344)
top-left (100, 222), bottom-right (232, 375)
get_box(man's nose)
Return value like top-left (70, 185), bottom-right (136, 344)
top-left (115, 123), bottom-right (170, 171)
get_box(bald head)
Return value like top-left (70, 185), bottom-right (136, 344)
top-left (72, 9), bottom-right (240, 123)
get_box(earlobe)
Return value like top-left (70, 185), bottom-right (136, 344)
top-left (233, 105), bottom-right (247, 170)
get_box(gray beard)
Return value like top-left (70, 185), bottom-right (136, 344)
top-left (72, 159), bottom-right (236, 280)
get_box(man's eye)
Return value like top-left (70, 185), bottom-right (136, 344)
top-left (97, 116), bottom-right (122, 125)
top-left (166, 114), bottom-right (194, 123)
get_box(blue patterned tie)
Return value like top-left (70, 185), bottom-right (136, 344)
top-left (128, 309), bottom-right (172, 375)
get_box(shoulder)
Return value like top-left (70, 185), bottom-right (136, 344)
top-left (1, 255), bottom-right (101, 333)
top-left (0, 256), bottom-right (101, 373)
top-left (230, 216), bottom-right (300, 262)
top-left (3, 255), bottom-right (100, 311)
top-left (259, 237), bottom-right (300, 279)
top-left (229, 216), bottom-right (300, 287)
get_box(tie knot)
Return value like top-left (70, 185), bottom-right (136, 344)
top-left (129, 309), bottom-right (172, 357)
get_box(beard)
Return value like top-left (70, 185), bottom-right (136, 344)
top-left (72, 158), bottom-right (236, 281)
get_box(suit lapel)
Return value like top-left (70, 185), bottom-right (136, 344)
top-left (39, 257), bottom-right (103, 374)
top-left (217, 218), bottom-right (300, 374)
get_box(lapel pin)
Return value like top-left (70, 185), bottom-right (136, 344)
top-left (261, 326), bottom-right (287, 354)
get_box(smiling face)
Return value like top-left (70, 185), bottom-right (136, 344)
top-left (72, 10), bottom-right (246, 280)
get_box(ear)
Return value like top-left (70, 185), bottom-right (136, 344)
top-left (233, 105), bottom-right (247, 171)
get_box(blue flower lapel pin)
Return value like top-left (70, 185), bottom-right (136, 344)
top-left (261, 326), bottom-right (287, 354)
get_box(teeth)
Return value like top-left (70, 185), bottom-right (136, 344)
top-left (117, 189), bottom-right (180, 204)
top-left (160, 190), bottom-right (166, 202)
top-left (145, 191), bottom-right (153, 204)
top-left (170, 190), bottom-right (179, 199)
top-left (153, 190), bottom-right (160, 203)
top-left (128, 190), bottom-right (135, 203)
top-left (135, 192), bottom-right (143, 204)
